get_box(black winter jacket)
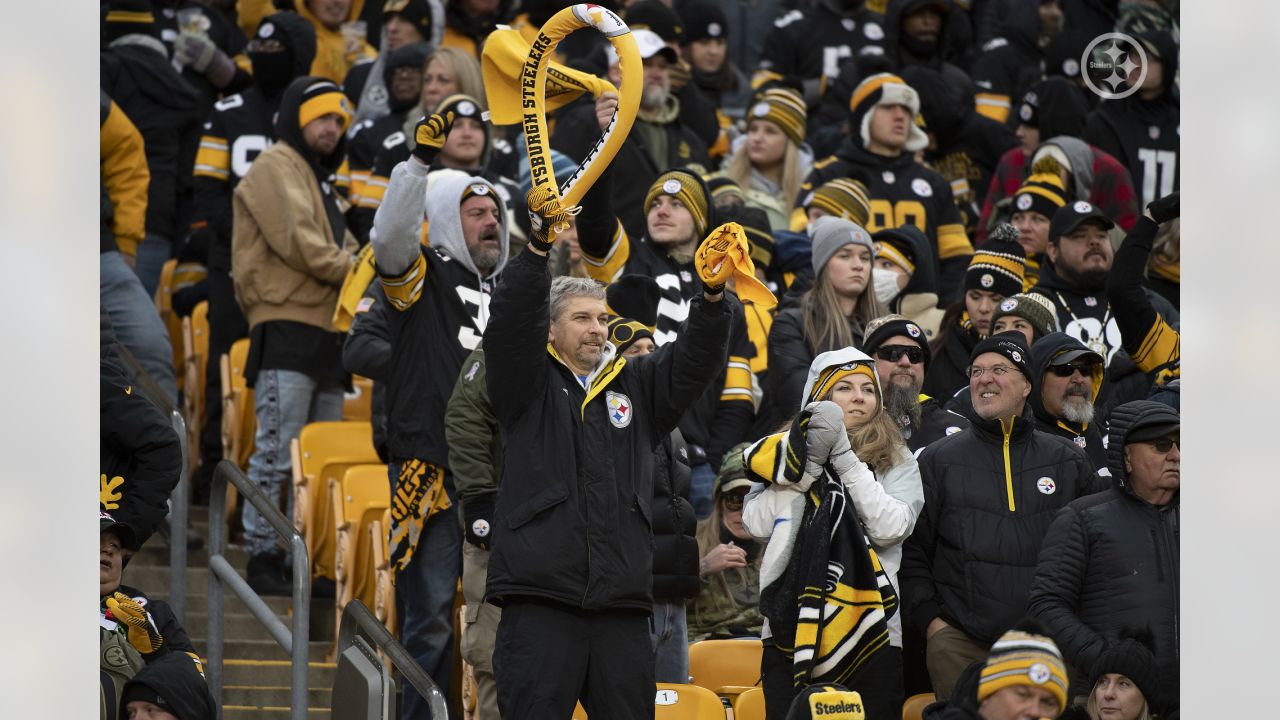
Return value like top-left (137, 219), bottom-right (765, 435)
top-left (904, 396), bottom-right (971, 453)
top-left (1028, 403), bottom-right (1180, 703)
top-left (922, 314), bottom-right (979, 402)
top-left (900, 405), bottom-right (1104, 645)
top-left (652, 430), bottom-right (700, 601)
top-left (765, 304), bottom-right (867, 422)
top-left (483, 249), bottom-right (731, 611)
top-left (341, 281), bottom-right (392, 463)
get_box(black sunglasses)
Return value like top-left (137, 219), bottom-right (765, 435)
top-left (1048, 361), bottom-right (1098, 378)
top-left (874, 345), bottom-right (924, 364)
top-left (722, 492), bottom-right (747, 511)
top-left (1145, 436), bottom-right (1180, 453)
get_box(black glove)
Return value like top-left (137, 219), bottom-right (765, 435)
top-left (412, 111), bottom-right (454, 166)
top-left (1147, 191), bottom-right (1180, 225)
top-left (462, 493), bottom-right (496, 550)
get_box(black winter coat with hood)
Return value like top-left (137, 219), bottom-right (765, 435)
top-left (1029, 333), bottom-right (1108, 472)
top-left (119, 651), bottom-right (216, 720)
top-left (922, 309), bottom-right (978, 402)
top-left (1028, 400), bottom-right (1179, 702)
top-left (900, 403), bottom-right (1103, 645)
top-left (652, 430), bottom-right (700, 601)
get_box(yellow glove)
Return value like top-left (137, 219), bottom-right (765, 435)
top-left (412, 111), bottom-right (455, 164)
top-left (693, 223), bottom-right (778, 308)
top-left (525, 186), bottom-right (579, 252)
top-left (106, 592), bottom-right (164, 656)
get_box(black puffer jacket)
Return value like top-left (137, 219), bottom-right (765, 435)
top-left (652, 429), bottom-right (699, 601)
top-left (1027, 400), bottom-right (1179, 703)
top-left (900, 405), bottom-right (1103, 645)
top-left (1029, 333), bottom-right (1108, 472)
top-left (765, 304), bottom-right (868, 423)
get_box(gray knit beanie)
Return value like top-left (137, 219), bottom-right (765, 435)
top-left (809, 215), bottom-right (875, 276)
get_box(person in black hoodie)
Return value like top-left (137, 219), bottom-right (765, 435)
top-left (442, 0), bottom-right (513, 58)
top-left (900, 65), bottom-right (1019, 235)
top-left (1083, 30), bottom-right (1179, 209)
top-left (119, 653), bottom-right (217, 720)
top-left (190, 11), bottom-right (317, 499)
top-left (1105, 192), bottom-right (1180, 393)
top-left (1028, 400), bottom-right (1179, 708)
top-left (970, 0), bottom-right (1064, 126)
top-left (1029, 333), bottom-right (1107, 471)
top-left (102, 0), bottom-right (204, 297)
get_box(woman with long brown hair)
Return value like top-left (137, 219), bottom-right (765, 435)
top-left (715, 87), bottom-right (813, 232)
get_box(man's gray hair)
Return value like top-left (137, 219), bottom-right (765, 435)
top-left (549, 276), bottom-right (606, 321)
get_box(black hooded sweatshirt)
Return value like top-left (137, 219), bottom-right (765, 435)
top-left (119, 652), bottom-right (217, 720)
top-left (1029, 332), bottom-right (1108, 471)
top-left (969, 0), bottom-right (1045, 126)
top-left (1082, 30), bottom-right (1180, 208)
top-left (243, 77), bottom-right (351, 387)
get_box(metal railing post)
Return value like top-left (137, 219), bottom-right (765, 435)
top-left (168, 410), bottom-right (188, 624)
top-left (337, 600), bottom-right (449, 718)
top-left (208, 460), bottom-right (310, 720)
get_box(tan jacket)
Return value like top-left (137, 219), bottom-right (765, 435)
top-left (232, 141), bottom-right (356, 331)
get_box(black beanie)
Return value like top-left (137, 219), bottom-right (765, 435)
top-left (120, 681), bottom-right (175, 715)
top-left (606, 274), bottom-right (661, 328)
top-left (384, 0), bottom-right (439, 44)
top-left (626, 0), bottom-right (684, 43)
top-left (863, 315), bottom-right (931, 371)
top-left (104, 0), bottom-right (157, 42)
top-left (1089, 630), bottom-right (1162, 713)
top-left (607, 317), bottom-right (655, 355)
top-left (965, 223), bottom-right (1026, 297)
top-left (250, 12), bottom-right (319, 97)
top-left (970, 332), bottom-right (1032, 381)
top-left (677, 0), bottom-right (728, 44)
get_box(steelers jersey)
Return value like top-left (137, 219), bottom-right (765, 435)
top-left (192, 86), bottom-right (273, 268)
top-left (755, 4), bottom-right (888, 89)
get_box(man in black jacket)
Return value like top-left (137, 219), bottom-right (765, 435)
top-left (863, 314), bottom-right (969, 453)
top-left (1028, 400), bottom-right (1179, 708)
top-left (900, 333), bottom-right (1102, 698)
top-left (482, 192), bottom-right (732, 717)
top-left (1029, 333), bottom-right (1107, 472)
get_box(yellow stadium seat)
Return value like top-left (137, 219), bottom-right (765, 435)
top-left (903, 692), bottom-right (936, 720)
top-left (343, 375), bottom-right (374, 421)
top-left (220, 338), bottom-right (254, 471)
top-left (332, 463), bottom-right (391, 643)
top-left (291, 421), bottom-right (377, 582)
top-left (687, 639), bottom-right (763, 702)
top-left (733, 687), bottom-right (765, 720)
top-left (181, 300), bottom-right (209, 476)
top-left (154, 258), bottom-right (185, 395)
top-left (654, 683), bottom-right (727, 719)
top-left (371, 509), bottom-right (396, 635)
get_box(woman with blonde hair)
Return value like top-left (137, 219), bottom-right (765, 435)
top-left (742, 347), bottom-right (923, 719)
top-left (716, 87), bottom-right (813, 232)
top-left (420, 46), bottom-right (486, 113)
top-left (766, 216), bottom-right (884, 421)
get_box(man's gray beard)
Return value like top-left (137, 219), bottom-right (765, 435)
top-left (884, 382), bottom-right (922, 430)
top-left (1060, 396), bottom-right (1095, 425)
top-left (469, 243), bottom-right (501, 275)
top-left (641, 85), bottom-right (669, 113)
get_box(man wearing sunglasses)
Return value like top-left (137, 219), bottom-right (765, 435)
top-left (1029, 333), bottom-right (1108, 472)
top-left (1029, 400), bottom-right (1180, 708)
top-left (864, 315), bottom-right (969, 453)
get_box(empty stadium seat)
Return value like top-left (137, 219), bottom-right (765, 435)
top-left (181, 300), bottom-right (209, 476)
top-left (371, 509), bottom-right (396, 635)
top-left (332, 464), bottom-right (392, 643)
top-left (290, 421), bottom-right (378, 582)
top-left (687, 638), bottom-right (763, 702)
top-left (220, 337), bottom-right (254, 471)
top-left (343, 375), bottom-right (374, 421)
top-left (654, 683), bottom-right (726, 719)
top-left (903, 692), bottom-right (936, 720)
top-left (733, 687), bottom-right (765, 720)
top-left (154, 258), bottom-right (186, 395)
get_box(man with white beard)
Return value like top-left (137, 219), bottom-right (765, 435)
top-left (864, 315), bottom-right (969, 454)
top-left (1029, 332), bottom-right (1108, 472)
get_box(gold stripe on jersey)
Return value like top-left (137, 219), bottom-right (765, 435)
top-left (581, 219), bottom-right (631, 284)
top-left (379, 253), bottom-right (427, 311)
top-left (974, 93), bottom-right (1011, 123)
top-left (722, 356), bottom-right (755, 404)
top-left (936, 223), bottom-right (973, 261)
top-left (348, 169), bottom-right (371, 205)
top-left (106, 10), bottom-right (154, 23)
top-left (359, 173), bottom-right (389, 208)
top-left (194, 136), bottom-right (230, 180)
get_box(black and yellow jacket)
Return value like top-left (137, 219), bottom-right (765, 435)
top-left (100, 91), bottom-right (150, 257)
top-left (900, 405), bottom-right (1103, 645)
top-left (483, 247), bottom-right (730, 612)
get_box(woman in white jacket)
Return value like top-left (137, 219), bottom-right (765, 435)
top-left (742, 346), bottom-right (924, 719)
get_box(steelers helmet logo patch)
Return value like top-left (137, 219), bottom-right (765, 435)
top-left (259, 22), bottom-right (275, 38)
top-left (469, 183), bottom-right (490, 195)
top-left (752, 102), bottom-right (771, 118)
top-left (911, 178), bottom-right (933, 197)
top-left (1016, 194), bottom-right (1033, 211)
top-left (662, 178), bottom-right (682, 195)
top-left (1010, 350), bottom-right (1022, 363)
top-left (457, 100), bottom-right (478, 116)
top-left (1074, 201), bottom-right (1093, 213)
top-left (1019, 103), bottom-right (1033, 121)
top-left (980, 273), bottom-right (994, 288)
top-left (907, 323), bottom-right (921, 338)
top-left (606, 391), bottom-right (633, 428)
top-left (1000, 298), bottom-right (1018, 312)
top-left (471, 518), bottom-right (490, 537)
top-left (1036, 477), bottom-right (1056, 495)
top-left (1029, 662), bottom-right (1052, 684)
top-left (864, 22), bottom-right (884, 40)
top-left (707, 22), bottom-right (722, 37)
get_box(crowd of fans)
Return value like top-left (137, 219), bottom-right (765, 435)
top-left (99, 0), bottom-right (1180, 717)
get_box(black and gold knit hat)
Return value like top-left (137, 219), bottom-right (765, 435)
top-left (978, 630), bottom-right (1069, 713)
top-left (607, 317), bottom-right (654, 355)
top-left (804, 178), bottom-right (871, 228)
top-left (1013, 156), bottom-right (1068, 221)
top-left (644, 169), bottom-right (710, 239)
top-left (605, 274), bottom-right (661, 329)
top-left (746, 87), bottom-right (807, 146)
top-left (965, 224), bottom-right (1026, 297)
top-left (104, 0), bottom-right (157, 41)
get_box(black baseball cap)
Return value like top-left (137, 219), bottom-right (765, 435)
top-left (100, 511), bottom-right (138, 550)
top-left (1050, 200), bottom-right (1115, 241)
top-left (1049, 345), bottom-right (1104, 367)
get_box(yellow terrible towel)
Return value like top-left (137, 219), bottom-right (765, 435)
top-left (481, 27), bottom-right (619, 126)
top-left (332, 243), bottom-right (377, 333)
top-left (695, 222), bottom-right (778, 310)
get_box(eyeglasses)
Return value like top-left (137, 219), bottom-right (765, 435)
top-left (1048, 361), bottom-right (1098, 378)
top-left (966, 364), bottom-right (1016, 379)
top-left (875, 345), bottom-right (924, 364)
top-left (1144, 436), bottom-right (1180, 453)
top-left (722, 492), bottom-right (747, 511)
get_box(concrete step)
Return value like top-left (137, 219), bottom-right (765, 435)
top-left (222, 684), bottom-right (332, 707)
top-left (221, 706), bottom-right (331, 719)
top-left (132, 541), bottom-right (250, 570)
top-left (221, 659), bottom-right (337, 688)
top-left (190, 638), bottom-right (335, 663)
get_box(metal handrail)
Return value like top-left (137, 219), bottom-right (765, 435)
top-left (168, 410), bottom-right (188, 623)
top-left (208, 460), bottom-right (311, 719)
top-left (338, 600), bottom-right (449, 718)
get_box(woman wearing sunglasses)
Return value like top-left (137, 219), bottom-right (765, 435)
top-left (688, 443), bottom-right (765, 642)
top-left (742, 347), bottom-right (923, 719)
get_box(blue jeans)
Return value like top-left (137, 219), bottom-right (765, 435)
top-left (650, 600), bottom-right (689, 684)
top-left (690, 463), bottom-right (716, 520)
top-left (100, 251), bottom-right (178, 406)
top-left (393, 469), bottom-right (461, 720)
top-left (135, 233), bottom-right (172, 299)
top-left (243, 369), bottom-right (344, 556)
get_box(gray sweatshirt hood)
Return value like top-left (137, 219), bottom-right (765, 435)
top-left (425, 172), bottom-right (511, 279)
